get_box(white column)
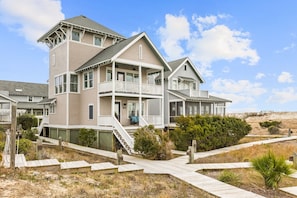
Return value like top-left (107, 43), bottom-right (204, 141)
top-left (161, 69), bottom-right (164, 127)
top-left (139, 65), bottom-right (142, 119)
top-left (199, 101), bottom-right (201, 115)
top-left (111, 62), bottom-right (116, 118)
top-left (183, 101), bottom-right (186, 116)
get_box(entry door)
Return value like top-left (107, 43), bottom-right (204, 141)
top-left (117, 72), bottom-right (125, 81)
top-left (114, 102), bottom-right (121, 121)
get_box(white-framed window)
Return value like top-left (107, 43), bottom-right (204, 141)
top-left (54, 74), bottom-right (67, 94)
top-left (88, 104), bottom-right (94, 120)
top-left (127, 101), bottom-right (144, 118)
top-left (72, 30), bottom-right (80, 41)
top-left (84, 71), bottom-right (94, 89)
top-left (107, 69), bottom-right (112, 81)
top-left (49, 103), bottom-right (56, 114)
top-left (94, 36), bottom-right (102, 46)
top-left (70, 74), bottom-right (78, 92)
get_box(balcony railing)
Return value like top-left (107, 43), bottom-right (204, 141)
top-left (99, 81), bottom-right (162, 95)
top-left (178, 89), bottom-right (209, 98)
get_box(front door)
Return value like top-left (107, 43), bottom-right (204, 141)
top-left (114, 102), bottom-right (121, 121)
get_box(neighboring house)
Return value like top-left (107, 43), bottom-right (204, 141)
top-left (0, 80), bottom-right (48, 120)
top-left (0, 92), bottom-right (17, 126)
top-left (162, 57), bottom-right (231, 126)
top-left (37, 15), bottom-right (171, 154)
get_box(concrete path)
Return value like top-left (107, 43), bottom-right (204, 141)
top-left (36, 136), bottom-right (297, 197)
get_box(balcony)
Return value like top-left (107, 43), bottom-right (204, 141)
top-left (98, 81), bottom-right (162, 95)
top-left (178, 89), bottom-right (209, 98)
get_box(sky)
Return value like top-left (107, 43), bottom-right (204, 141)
top-left (0, 0), bottom-right (297, 113)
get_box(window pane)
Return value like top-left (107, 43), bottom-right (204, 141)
top-left (89, 105), bottom-right (94, 119)
top-left (94, 37), bottom-right (102, 46)
top-left (72, 31), bottom-right (80, 41)
top-left (70, 74), bottom-right (78, 92)
top-left (126, 73), bottom-right (133, 82)
top-left (107, 70), bottom-right (112, 81)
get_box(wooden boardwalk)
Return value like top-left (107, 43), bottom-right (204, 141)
top-left (16, 136), bottom-right (297, 197)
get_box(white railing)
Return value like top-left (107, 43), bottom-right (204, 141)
top-left (112, 117), bottom-right (134, 154)
top-left (142, 115), bottom-right (162, 126)
top-left (98, 81), bottom-right (162, 95)
top-left (98, 115), bottom-right (114, 126)
top-left (178, 89), bottom-right (209, 98)
top-left (139, 116), bottom-right (149, 127)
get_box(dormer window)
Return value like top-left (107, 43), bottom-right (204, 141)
top-left (72, 31), bottom-right (80, 41)
top-left (94, 36), bottom-right (102, 46)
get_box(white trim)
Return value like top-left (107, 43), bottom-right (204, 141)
top-left (115, 58), bottom-right (164, 70)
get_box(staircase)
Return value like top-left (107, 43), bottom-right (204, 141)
top-left (112, 117), bottom-right (135, 155)
top-left (38, 116), bottom-right (48, 135)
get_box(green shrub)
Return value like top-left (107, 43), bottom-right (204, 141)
top-left (268, 126), bottom-right (280, 135)
top-left (218, 170), bottom-right (240, 186)
top-left (252, 151), bottom-right (292, 189)
top-left (22, 129), bottom-right (38, 141)
top-left (17, 114), bottom-right (38, 130)
top-left (134, 125), bottom-right (174, 160)
top-left (78, 128), bottom-right (97, 147)
top-left (17, 138), bottom-right (32, 154)
top-left (170, 115), bottom-right (251, 151)
top-left (0, 142), bottom-right (4, 151)
top-left (259, 120), bottom-right (281, 128)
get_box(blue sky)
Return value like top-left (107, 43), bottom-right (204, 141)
top-left (0, 0), bottom-right (296, 113)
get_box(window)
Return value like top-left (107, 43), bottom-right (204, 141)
top-left (94, 36), bottom-right (102, 46)
top-left (72, 31), bottom-right (80, 41)
top-left (70, 74), bottom-right (78, 92)
top-left (184, 65), bottom-right (187, 71)
top-left (49, 103), bottom-right (56, 114)
top-left (55, 75), bottom-right (66, 94)
top-left (89, 105), bottom-right (94, 120)
top-left (107, 69), bottom-right (112, 81)
top-left (28, 96), bottom-right (33, 102)
top-left (172, 79), bottom-right (178, 90)
top-left (84, 71), bottom-right (94, 89)
top-left (126, 73), bottom-right (133, 82)
top-left (127, 101), bottom-right (139, 118)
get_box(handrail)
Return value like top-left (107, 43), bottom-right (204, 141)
top-left (112, 116), bottom-right (134, 154)
top-left (139, 116), bottom-right (149, 127)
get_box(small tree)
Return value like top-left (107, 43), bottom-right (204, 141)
top-left (134, 125), bottom-right (174, 160)
top-left (78, 128), bottom-right (97, 147)
top-left (17, 114), bottom-right (38, 130)
top-left (252, 151), bottom-right (292, 189)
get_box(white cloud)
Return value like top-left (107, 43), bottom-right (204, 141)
top-left (0, 0), bottom-right (64, 48)
top-left (157, 14), bottom-right (260, 77)
top-left (256, 73), bottom-right (265, 79)
top-left (157, 14), bottom-right (190, 59)
top-left (267, 87), bottom-right (297, 104)
top-left (211, 78), bottom-right (266, 104)
top-left (275, 42), bottom-right (296, 53)
top-left (278, 72), bottom-right (294, 83)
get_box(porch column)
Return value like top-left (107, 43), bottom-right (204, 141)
top-left (161, 69), bottom-right (164, 127)
top-left (182, 101), bottom-right (186, 116)
top-left (111, 61), bottom-right (116, 119)
top-left (199, 101), bottom-right (201, 115)
top-left (139, 65), bottom-right (142, 119)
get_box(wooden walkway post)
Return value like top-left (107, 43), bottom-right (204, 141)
top-left (10, 104), bottom-right (17, 169)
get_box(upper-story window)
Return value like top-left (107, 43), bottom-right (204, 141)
top-left (70, 74), bottom-right (78, 92)
top-left (139, 45), bottom-right (143, 59)
top-left (72, 31), bottom-right (80, 41)
top-left (88, 104), bottom-right (94, 120)
top-left (94, 36), bottom-right (102, 46)
top-left (184, 65), bottom-right (187, 71)
top-left (84, 71), bottom-right (94, 89)
top-left (55, 74), bottom-right (67, 94)
top-left (107, 69), bottom-right (112, 81)
top-left (28, 96), bottom-right (33, 102)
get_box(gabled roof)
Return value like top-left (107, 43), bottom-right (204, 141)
top-left (75, 32), bottom-right (171, 72)
top-left (165, 57), bottom-right (204, 83)
top-left (168, 90), bottom-right (232, 103)
top-left (38, 15), bottom-right (125, 42)
top-left (0, 80), bottom-right (48, 97)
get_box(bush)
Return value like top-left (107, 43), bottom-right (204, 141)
top-left (17, 114), bottom-right (38, 130)
top-left (78, 128), bottom-right (97, 147)
top-left (22, 129), bottom-right (38, 141)
top-left (170, 115), bottom-right (251, 151)
top-left (134, 125), bottom-right (174, 160)
top-left (218, 170), bottom-right (240, 186)
top-left (268, 126), bottom-right (280, 135)
top-left (17, 138), bottom-right (32, 155)
top-left (0, 142), bottom-right (4, 152)
top-left (252, 151), bottom-right (292, 189)
top-left (259, 120), bottom-right (281, 128)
